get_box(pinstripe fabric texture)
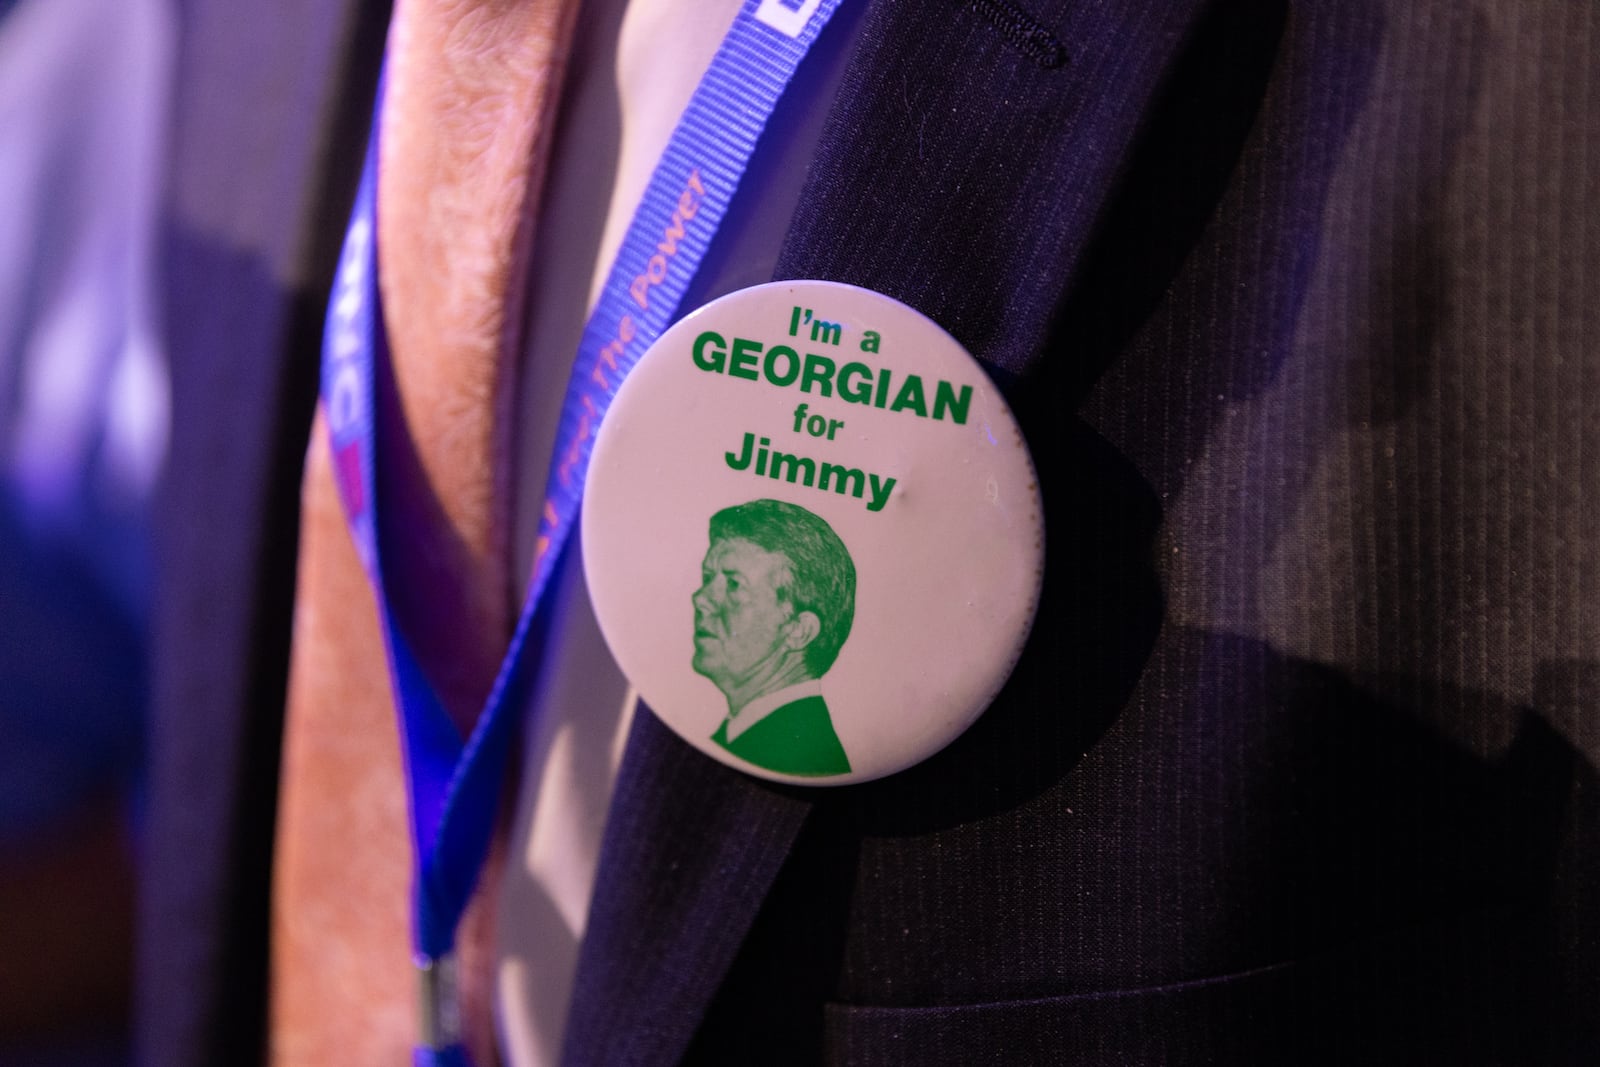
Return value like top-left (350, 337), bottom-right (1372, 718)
top-left (581, 1), bottom-right (1599, 1062)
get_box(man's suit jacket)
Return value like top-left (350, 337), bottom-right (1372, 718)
top-left (138, 2), bottom-right (388, 1062)
top-left (144, 1), bottom-right (1600, 1063)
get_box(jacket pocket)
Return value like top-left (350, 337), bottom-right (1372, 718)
top-left (823, 961), bottom-right (1313, 1066)
top-left (820, 942), bottom-right (1523, 1067)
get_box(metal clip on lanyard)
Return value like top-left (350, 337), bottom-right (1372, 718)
top-left (319, 2), bottom-right (842, 1062)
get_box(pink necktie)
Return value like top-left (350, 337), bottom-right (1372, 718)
top-left (270, 2), bottom-right (582, 1062)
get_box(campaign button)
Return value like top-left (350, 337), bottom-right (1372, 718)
top-left (582, 280), bottom-right (1044, 785)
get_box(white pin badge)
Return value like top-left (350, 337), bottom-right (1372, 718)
top-left (582, 280), bottom-right (1044, 785)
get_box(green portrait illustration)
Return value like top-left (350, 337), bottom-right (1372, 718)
top-left (692, 498), bottom-right (854, 776)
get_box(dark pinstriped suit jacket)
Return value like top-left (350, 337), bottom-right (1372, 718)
top-left (142, 1), bottom-right (1600, 1063)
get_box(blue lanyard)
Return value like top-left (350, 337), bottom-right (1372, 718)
top-left (319, 1), bottom-right (842, 1061)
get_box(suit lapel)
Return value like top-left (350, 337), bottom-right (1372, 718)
top-left (143, 1), bottom-right (389, 1063)
top-left (773, 0), bottom-right (1215, 379)
top-left (561, 707), bottom-right (814, 1064)
top-left (564, 0), bottom-right (1212, 1061)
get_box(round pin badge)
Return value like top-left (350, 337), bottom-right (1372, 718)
top-left (582, 280), bottom-right (1043, 785)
